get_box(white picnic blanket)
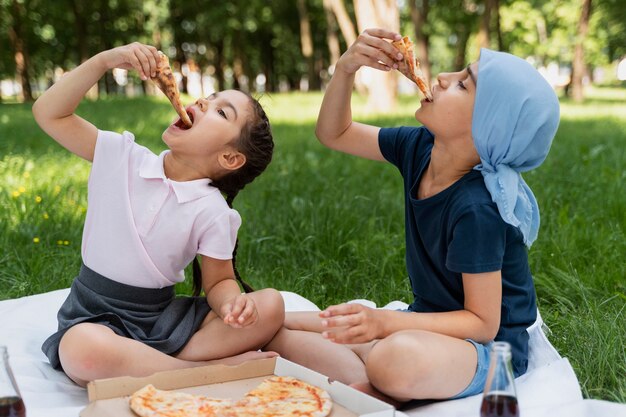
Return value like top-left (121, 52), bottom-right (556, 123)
top-left (0, 289), bottom-right (624, 417)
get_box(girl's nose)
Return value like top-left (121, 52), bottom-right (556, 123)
top-left (195, 97), bottom-right (208, 111)
top-left (436, 73), bottom-right (451, 89)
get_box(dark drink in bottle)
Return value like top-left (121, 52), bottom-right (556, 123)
top-left (479, 342), bottom-right (519, 417)
top-left (480, 393), bottom-right (519, 417)
top-left (0, 347), bottom-right (25, 417)
top-left (0, 397), bottom-right (26, 417)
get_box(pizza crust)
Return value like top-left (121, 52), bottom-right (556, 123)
top-left (392, 36), bottom-right (433, 101)
top-left (129, 376), bottom-right (333, 417)
top-left (151, 52), bottom-right (193, 128)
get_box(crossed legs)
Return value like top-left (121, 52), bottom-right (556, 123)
top-left (59, 289), bottom-right (284, 387)
top-left (264, 311), bottom-right (479, 403)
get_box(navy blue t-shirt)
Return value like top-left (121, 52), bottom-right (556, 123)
top-left (379, 126), bottom-right (537, 376)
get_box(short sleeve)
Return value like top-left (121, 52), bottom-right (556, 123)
top-left (93, 130), bottom-right (136, 168)
top-left (446, 203), bottom-right (507, 273)
top-left (379, 127), bottom-right (412, 168)
top-left (197, 209), bottom-right (242, 260)
top-left (89, 130), bottom-right (140, 190)
top-left (378, 126), bottom-right (434, 176)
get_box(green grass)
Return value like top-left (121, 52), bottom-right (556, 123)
top-left (1, 87), bottom-right (624, 402)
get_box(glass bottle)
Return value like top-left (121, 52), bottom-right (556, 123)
top-left (480, 341), bottom-right (519, 417)
top-left (0, 347), bottom-right (26, 417)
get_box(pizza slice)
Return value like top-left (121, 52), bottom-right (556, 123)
top-left (129, 384), bottom-right (217, 417)
top-left (391, 36), bottom-right (433, 101)
top-left (244, 376), bottom-right (333, 417)
top-left (151, 51), bottom-right (193, 128)
top-left (128, 376), bottom-right (333, 417)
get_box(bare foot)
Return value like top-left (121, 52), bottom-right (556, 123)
top-left (207, 350), bottom-right (279, 367)
top-left (350, 381), bottom-right (406, 409)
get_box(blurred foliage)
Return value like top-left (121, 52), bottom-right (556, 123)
top-left (1, 0), bottom-right (624, 96)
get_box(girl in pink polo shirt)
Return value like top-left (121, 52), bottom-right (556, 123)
top-left (33, 42), bottom-right (284, 387)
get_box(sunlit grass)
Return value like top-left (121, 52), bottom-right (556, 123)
top-left (0, 87), bottom-right (624, 401)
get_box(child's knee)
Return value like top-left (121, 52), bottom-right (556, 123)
top-left (255, 288), bottom-right (285, 326)
top-left (365, 331), bottom-right (428, 396)
top-left (58, 323), bottom-right (116, 377)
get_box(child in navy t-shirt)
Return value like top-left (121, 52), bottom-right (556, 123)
top-left (266, 28), bottom-right (559, 404)
top-left (379, 125), bottom-right (537, 377)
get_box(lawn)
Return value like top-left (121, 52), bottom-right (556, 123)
top-left (0, 86), bottom-right (624, 402)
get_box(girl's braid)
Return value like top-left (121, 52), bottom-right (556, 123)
top-left (191, 95), bottom-right (273, 296)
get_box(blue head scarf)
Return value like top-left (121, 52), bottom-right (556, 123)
top-left (472, 48), bottom-right (560, 247)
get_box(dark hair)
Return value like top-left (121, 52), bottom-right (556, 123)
top-left (191, 94), bottom-right (274, 296)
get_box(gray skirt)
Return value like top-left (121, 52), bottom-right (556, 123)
top-left (42, 263), bottom-right (211, 370)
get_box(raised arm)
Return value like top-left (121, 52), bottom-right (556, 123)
top-left (315, 29), bottom-right (404, 161)
top-left (32, 42), bottom-right (161, 161)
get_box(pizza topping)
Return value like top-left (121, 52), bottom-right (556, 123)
top-left (151, 51), bottom-right (193, 128)
top-left (129, 376), bottom-right (332, 417)
top-left (391, 36), bottom-right (433, 101)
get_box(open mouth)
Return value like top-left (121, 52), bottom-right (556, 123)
top-left (174, 110), bottom-right (194, 130)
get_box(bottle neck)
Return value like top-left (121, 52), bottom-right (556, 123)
top-left (483, 342), bottom-right (517, 397)
top-left (0, 347), bottom-right (20, 398)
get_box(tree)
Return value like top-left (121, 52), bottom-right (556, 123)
top-left (0, 1), bottom-right (15, 101)
top-left (7, 0), bottom-right (33, 101)
top-left (570, 0), bottom-right (592, 101)
top-left (323, 0), bottom-right (342, 67)
top-left (328, 0), bottom-right (357, 47)
top-left (476, 0), bottom-right (499, 51)
top-left (408, 0), bottom-right (431, 83)
top-left (296, 0), bottom-right (320, 90)
top-left (433, 0), bottom-right (479, 71)
top-left (353, 0), bottom-right (399, 112)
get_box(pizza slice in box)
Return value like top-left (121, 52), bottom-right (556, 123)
top-left (392, 36), bottom-right (433, 101)
top-left (151, 51), bottom-right (193, 128)
top-left (129, 376), bottom-right (333, 417)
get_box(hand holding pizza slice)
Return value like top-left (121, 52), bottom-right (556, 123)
top-left (151, 51), bottom-right (193, 128)
top-left (391, 36), bottom-right (433, 101)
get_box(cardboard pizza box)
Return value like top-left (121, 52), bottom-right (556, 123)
top-left (80, 357), bottom-right (396, 417)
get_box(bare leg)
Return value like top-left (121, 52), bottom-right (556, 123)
top-left (175, 289), bottom-right (284, 360)
top-left (264, 327), bottom-right (368, 384)
top-left (364, 330), bottom-right (478, 400)
top-left (59, 289), bottom-right (285, 387)
top-left (59, 323), bottom-right (276, 387)
top-left (349, 382), bottom-right (406, 408)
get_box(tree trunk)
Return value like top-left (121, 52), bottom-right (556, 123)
top-left (353, 0), bottom-right (399, 112)
top-left (454, 25), bottom-right (470, 71)
top-left (70, 0), bottom-right (89, 62)
top-left (571, 0), bottom-right (592, 102)
top-left (408, 0), bottom-right (431, 84)
top-left (323, 0), bottom-right (341, 67)
top-left (174, 44), bottom-right (188, 94)
top-left (99, 2), bottom-right (115, 96)
top-left (536, 17), bottom-right (548, 65)
top-left (494, 0), bottom-right (504, 51)
top-left (8, 0), bottom-right (33, 102)
top-left (260, 31), bottom-right (276, 92)
top-left (214, 39), bottom-right (226, 91)
top-left (297, 0), bottom-right (320, 90)
top-left (476, 0), bottom-right (495, 51)
top-left (328, 0), bottom-right (367, 94)
top-left (70, 0), bottom-right (98, 99)
top-left (329, 0), bottom-right (357, 47)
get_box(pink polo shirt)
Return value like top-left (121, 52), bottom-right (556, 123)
top-left (81, 130), bottom-right (241, 288)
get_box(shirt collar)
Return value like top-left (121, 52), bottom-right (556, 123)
top-left (139, 150), bottom-right (216, 204)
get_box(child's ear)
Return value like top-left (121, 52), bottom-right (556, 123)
top-left (218, 150), bottom-right (246, 172)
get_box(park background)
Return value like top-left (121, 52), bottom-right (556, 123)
top-left (1, 0), bottom-right (625, 405)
